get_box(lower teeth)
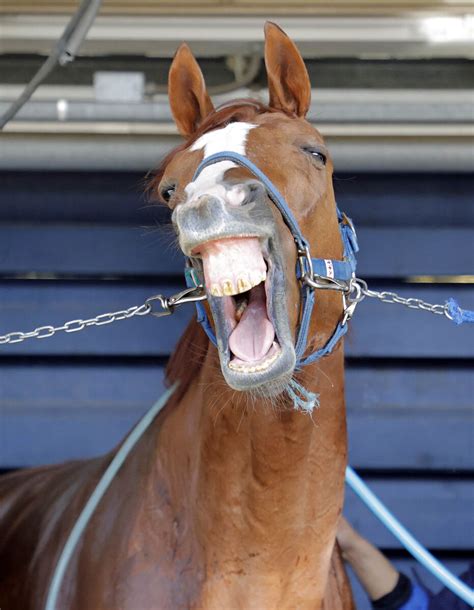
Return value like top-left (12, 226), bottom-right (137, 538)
top-left (229, 343), bottom-right (280, 373)
top-left (235, 299), bottom-right (248, 322)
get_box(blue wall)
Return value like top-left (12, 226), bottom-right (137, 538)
top-left (0, 170), bottom-right (472, 607)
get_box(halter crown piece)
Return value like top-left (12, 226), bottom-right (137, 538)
top-left (184, 151), bottom-right (359, 375)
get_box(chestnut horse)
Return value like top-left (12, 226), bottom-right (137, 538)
top-left (0, 23), bottom-right (354, 610)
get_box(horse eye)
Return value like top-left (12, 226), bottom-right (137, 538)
top-left (160, 185), bottom-right (176, 203)
top-left (302, 147), bottom-right (327, 166)
top-left (310, 151), bottom-right (327, 165)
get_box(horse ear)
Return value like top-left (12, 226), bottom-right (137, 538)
top-left (264, 22), bottom-right (311, 118)
top-left (168, 43), bottom-right (214, 137)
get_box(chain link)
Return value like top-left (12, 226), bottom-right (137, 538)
top-left (0, 303), bottom-right (150, 345)
top-left (0, 286), bottom-right (206, 346)
top-left (353, 278), bottom-right (453, 320)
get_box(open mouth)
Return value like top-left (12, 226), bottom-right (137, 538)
top-left (227, 281), bottom-right (281, 373)
top-left (191, 236), bottom-right (295, 392)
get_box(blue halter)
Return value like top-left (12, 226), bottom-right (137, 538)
top-left (184, 151), bottom-right (359, 367)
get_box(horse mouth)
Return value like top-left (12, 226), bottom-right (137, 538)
top-left (220, 277), bottom-right (282, 373)
top-left (191, 236), bottom-right (295, 394)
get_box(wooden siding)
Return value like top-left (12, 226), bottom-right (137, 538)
top-left (0, 170), bottom-right (472, 608)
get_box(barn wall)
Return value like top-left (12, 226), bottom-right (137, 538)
top-left (0, 170), bottom-right (472, 605)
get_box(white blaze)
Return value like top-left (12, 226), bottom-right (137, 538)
top-left (186, 121), bottom-right (256, 201)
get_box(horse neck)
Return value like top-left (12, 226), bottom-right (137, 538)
top-left (156, 295), bottom-right (347, 605)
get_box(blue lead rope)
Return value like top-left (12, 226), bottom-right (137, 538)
top-left (345, 466), bottom-right (474, 607)
top-left (446, 298), bottom-right (474, 325)
top-left (45, 385), bottom-right (178, 610)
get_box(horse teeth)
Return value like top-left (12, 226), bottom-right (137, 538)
top-left (235, 299), bottom-right (248, 321)
top-left (229, 348), bottom-right (280, 373)
top-left (210, 284), bottom-right (222, 297)
top-left (250, 269), bottom-right (266, 288)
top-left (209, 270), bottom-right (266, 298)
top-left (237, 276), bottom-right (251, 293)
top-left (222, 279), bottom-right (235, 296)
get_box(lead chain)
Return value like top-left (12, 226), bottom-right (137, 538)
top-left (0, 278), bottom-right (456, 346)
top-left (0, 285), bottom-right (207, 346)
top-left (354, 278), bottom-right (453, 320)
top-left (0, 303), bottom-right (151, 345)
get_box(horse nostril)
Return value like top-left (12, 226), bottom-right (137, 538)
top-left (246, 181), bottom-right (265, 203)
top-left (191, 195), bottom-right (221, 222)
top-left (176, 195), bottom-right (226, 235)
top-left (228, 181), bottom-right (265, 207)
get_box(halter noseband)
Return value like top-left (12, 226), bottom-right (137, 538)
top-left (184, 151), bottom-right (359, 367)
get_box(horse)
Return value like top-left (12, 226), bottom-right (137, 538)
top-left (0, 22), bottom-right (355, 610)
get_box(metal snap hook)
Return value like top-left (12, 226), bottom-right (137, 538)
top-left (342, 279), bottom-right (364, 326)
top-left (144, 294), bottom-right (173, 317)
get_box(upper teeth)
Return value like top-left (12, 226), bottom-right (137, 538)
top-left (210, 271), bottom-right (266, 297)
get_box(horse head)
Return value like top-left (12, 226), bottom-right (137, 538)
top-left (154, 22), bottom-right (345, 400)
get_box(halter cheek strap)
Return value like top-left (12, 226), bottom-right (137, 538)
top-left (184, 151), bottom-right (359, 367)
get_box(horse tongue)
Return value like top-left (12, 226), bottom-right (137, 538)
top-left (229, 284), bottom-right (275, 362)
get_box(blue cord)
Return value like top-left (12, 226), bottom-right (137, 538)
top-left (287, 378), bottom-right (319, 412)
top-left (44, 384), bottom-right (178, 610)
top-left (446, 298), bottom-right (474, 325)
top-left (345, 466), bottom-right (474, 607)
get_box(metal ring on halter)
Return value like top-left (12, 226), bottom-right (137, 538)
top-left (297, 244), bottom-right (314, 285)
top-left (297, 246), bottom-right (352, 293)
top-left (304, 274), bottom-right (352, 292)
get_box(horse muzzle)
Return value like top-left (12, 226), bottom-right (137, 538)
top-left (173, 184), bottom-right (296, 395)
